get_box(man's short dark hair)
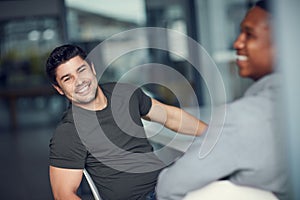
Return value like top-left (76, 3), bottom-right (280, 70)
top-left (255, 0), bottom-right (271, 14)
top-left (45, 44), bottom-right (88, 86)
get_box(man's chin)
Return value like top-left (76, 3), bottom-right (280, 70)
top-left (238, 69), bottom-right (250, 78)
top-left (73, 96), bottom-right (96, 105)
top-left (71, 90), bottom-right (98, 107)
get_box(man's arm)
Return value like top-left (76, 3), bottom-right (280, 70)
top-left (49, 166), bottom-right (83, 200)
top-left (144, 98), bottom-right (207, 136)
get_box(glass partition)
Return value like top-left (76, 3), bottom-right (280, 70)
top-left (65, 0), bottom-right (204, 107)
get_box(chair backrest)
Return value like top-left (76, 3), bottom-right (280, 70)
top-left (83, 169), bottom-right (102, 200)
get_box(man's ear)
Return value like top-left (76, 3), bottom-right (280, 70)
top-left (91, 62), bottom-right (97, 75)
top-left (52, 84), bottom-right (64, 95)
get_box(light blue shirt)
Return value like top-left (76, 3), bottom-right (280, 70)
top-left (156, 74), bottom-right (288, 200)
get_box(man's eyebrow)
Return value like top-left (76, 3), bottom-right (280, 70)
top-left (244, 26), bottom-right (253, 31)
top-left (240, 24), bottom-right (254, 33)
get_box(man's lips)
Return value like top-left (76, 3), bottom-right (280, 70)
top-left (75, 83), bottom-right (90, 94)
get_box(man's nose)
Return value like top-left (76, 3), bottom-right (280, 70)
top-left (233, 34), bottom-right (245, 50)
top-left (75, 75), bottom-right (84, 86)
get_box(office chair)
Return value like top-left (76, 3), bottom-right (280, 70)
top-left (83, 169), bottom-right (102, 200)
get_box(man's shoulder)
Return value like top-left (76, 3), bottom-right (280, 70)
top-left (54, 107), bottom-right (76, 134)
top-left (52, 117), bottom-right (79, 145)
top-left (100, 82), bottom-right (116, 92)
top-left (244, 73), bottom-right (280, 97)
top-left (226, 90), bottom-right (274, 125)
top-left (59, 105), bottom-right (74, 124)
top-left (100, 82), bottom-right (140, 96)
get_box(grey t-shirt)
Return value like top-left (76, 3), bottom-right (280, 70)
top-left (49, 83), bottom-right (165, 200)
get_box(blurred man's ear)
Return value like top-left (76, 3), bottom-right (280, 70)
top-left (52, 84), bottom-right (64, 95)
top-left (91, 62), bottom-right (96, 75)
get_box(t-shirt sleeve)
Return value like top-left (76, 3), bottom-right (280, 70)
top-left (49, 122), bottom-right (87, 169)
top-left (135, 87), bottom-right (152, 116)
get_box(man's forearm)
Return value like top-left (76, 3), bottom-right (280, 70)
top-left (166, 107), bottom-right (207, 136)
top-left (146, 99), bottom-right (207, 136)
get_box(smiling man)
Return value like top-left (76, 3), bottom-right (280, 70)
top-left (156, 1), bottom-right (288, 200)
top-left (45, 44), bottom-right (207, 200)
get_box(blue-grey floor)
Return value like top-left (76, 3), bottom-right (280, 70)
top-left (0, 126), bottom-right (55, 200)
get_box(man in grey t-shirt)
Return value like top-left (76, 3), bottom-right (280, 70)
top-left (45, 44), bottom-right (208, 200)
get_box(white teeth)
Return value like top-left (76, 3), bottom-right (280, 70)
top-left (236, 55), bottom-right (248, 61)
top-left (78, 85), bottom-right (88, 93)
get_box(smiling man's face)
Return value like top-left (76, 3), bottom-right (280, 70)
top-left (233, 6), bottom-right (274, 80)
top-left (53, 55), bottom-right (99, 107)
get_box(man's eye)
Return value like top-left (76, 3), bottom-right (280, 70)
top-left (63, 77), bottom-right (70, 82)
top-left (79, 67), bottom-right (86, 72)
top-left (245, 32), bottom-right (254, 38)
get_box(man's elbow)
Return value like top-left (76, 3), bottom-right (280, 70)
top-left (52, 190), bottom-right (80, 200)
top-left (52, 191), bottom-right (65, 200)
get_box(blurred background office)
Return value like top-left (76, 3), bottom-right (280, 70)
top-left (0, 0), bottom-right (299, 199)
